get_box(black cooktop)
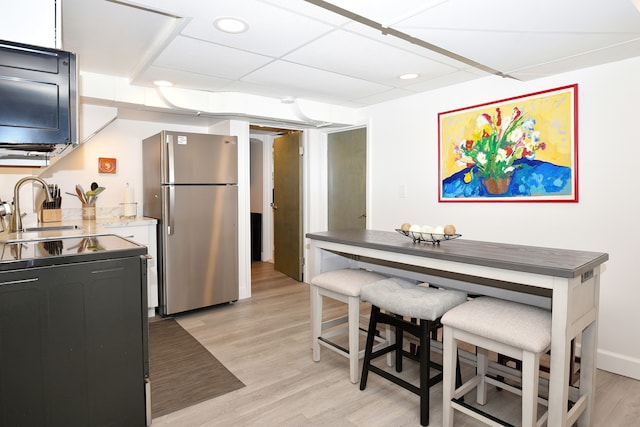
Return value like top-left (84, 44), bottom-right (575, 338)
top-left (0, 234), bottom-right (147, 271)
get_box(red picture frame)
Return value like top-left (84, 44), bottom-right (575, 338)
top-left (438, 84), bottom-right (578, 202)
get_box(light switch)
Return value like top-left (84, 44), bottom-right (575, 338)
top-left (399, 184), bottom-right (407, 199)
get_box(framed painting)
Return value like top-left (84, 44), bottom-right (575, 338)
top-left (438, 84), bottom-right (578, 202)
top-left (98, 157), bottom-right (117, 174)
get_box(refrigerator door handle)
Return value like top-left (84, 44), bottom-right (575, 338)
top-left (165, 133), bottom-right (175, 184)
top-left (167, 185), bottom-right (175, 235)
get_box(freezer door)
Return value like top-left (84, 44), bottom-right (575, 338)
top-left (160, 185), bottom-right (238, 315)
top-left (163, 132), bottom-right (237, 184)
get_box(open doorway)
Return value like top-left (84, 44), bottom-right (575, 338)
top-left (249, 126), bottom-right (303, 281)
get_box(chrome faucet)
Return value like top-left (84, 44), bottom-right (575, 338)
top-left (0, 198), bottom-right (12, 233)
top-left (10, 176), bottom-right (52, 232)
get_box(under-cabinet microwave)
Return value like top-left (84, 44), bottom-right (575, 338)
top-left (0, 39), bottom-right (77, 166)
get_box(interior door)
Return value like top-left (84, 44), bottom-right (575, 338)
top-left (328, 127), bottom-right (367, 230)
top-left (273, 132), bottom-right (303, 281)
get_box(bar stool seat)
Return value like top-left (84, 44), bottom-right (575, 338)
top-left (310, 268), bottom-right (389, 384)
top-left (359, 277), bottom-right (467, 426)
top-left (441, 296), bottom-right (552, 427)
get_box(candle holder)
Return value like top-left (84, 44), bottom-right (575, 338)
top-left (120, 202), bottom-right (137, 219)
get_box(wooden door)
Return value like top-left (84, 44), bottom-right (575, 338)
top-left (328, 127), bottom-right (366, 230)
top-left (272, 132), bottom-right (303, 281)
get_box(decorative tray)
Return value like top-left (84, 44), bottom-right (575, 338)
top-left (395, 229), bottom-right (461, 245)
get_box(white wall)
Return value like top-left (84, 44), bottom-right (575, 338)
top-left (363, 56), bottom-right (640, 380)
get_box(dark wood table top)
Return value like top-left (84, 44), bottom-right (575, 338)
top-left (306, 229), bottom-right (609, 279)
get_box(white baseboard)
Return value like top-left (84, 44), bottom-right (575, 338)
top-left (597, 348), bottom-right (640, 380)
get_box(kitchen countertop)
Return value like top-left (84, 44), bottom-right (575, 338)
top-left (0, 217), bottom-right (157, 271)
top-left (96, 216), bottom-right (158, 227)
top-left (0, 216), bottom-right (157, 244)
top-left (0, 234), bottom-right (148, 271)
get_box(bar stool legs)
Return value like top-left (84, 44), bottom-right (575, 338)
top-left (360, 305), bottom-right (441, 426)
top-left (441, 297), bottom-right (552, 427)
top-left (309, 268), bottom-right (388, 384)
top-left (358, 278), bottom-right (467, 426)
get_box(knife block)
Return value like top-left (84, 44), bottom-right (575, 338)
top-left (41, 208), bottom-right (62, 223)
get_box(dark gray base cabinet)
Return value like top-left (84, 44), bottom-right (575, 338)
top-left (0, 256), bottom-right (147, 427)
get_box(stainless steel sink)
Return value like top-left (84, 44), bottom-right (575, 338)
top-left (23, 225), bottom-right (80, 232)
top-left (0, 224), bottom-right (85, 244)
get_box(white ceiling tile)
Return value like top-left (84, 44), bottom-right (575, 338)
top-left (134, 65), bottom-right (234, 91)
top-left (402, 69), bottom-right (486, 93)
top-left (261, 0), bottom-right (352, 26)
top-left (340, 21), bottom-right (472, 69)
top-left (503, 33), bottom-right (640, 73)
top-left (406, 28), bottom-right (640, 74)
top-left (152, 36), bottom-right (273, 79)
top-left (242, 60), bottom-right (392, 103)
top-left (394, 0), bottom-right (639, 33)
top-left (320, 0), bottom-right (445, 26)
top-left (283, 30), bottom-right (459, 85)
top-left (351, 87), bottom-right (417, 106)
top-left (510, 38), bottom-right (640, 79)
top-left (62, 0), bottom-right (176, 77)
top-left (180, 1), bottom-right (335, 57)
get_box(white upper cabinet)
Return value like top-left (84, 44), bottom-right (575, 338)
top-left (0, 0), bottom-right (59, 48)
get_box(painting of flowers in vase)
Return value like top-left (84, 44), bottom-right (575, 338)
top-left (438, 84), bottom-right (578, 202)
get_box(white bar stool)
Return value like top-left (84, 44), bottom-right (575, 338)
top-left (310, 268), bottom-right (388, 384)
top-left (441, 296), bottom-right (552, 427)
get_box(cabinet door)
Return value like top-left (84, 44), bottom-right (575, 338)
top-left (104, 224), bottom-right (159, 315)
top-left (0, 257), bottom-right (146, 426)
top-left (0, 271), bottom-right (48, 426)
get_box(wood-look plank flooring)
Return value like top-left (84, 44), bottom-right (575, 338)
top-left (151, 262), bottom-right (640, 426)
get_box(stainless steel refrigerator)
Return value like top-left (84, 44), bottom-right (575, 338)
top-left (142, 131), bottom-right (238, 316)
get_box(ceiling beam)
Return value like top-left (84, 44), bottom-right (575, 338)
top-left (304, 0), bottom-right (517, 80)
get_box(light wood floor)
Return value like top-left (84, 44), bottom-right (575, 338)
top-left (151, 262), bottom-right (640, 426)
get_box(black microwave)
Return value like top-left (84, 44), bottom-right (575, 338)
top-left (0, 40), bottom-right (77, 162)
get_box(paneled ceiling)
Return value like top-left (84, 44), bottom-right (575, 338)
top-left (62, 0), bottom-right (640, 108)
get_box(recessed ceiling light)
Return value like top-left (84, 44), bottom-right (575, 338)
top-left (214, 17), bottom-right (249, 34)
top-left (153, 80), bottom-right (173, 87)
top-left (399, 73), bottom-right (420, 80)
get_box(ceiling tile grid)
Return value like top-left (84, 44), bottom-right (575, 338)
top-left (60, 0), bottom-right (640, 108)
